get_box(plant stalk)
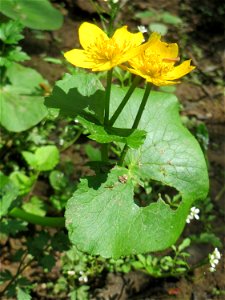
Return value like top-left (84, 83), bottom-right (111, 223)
top-left (104, 69), bottom-right (113, 126)
top-left (109, 76), bottom-right (141, 126)
top-left (9, 208), bottom-right (65, 228)
top-left (118, 83), bottom-right (152, 166)
top-left (101, 69), bottom-right (113, 162)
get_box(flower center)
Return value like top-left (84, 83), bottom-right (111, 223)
top-left (139, 52), bottom-right (175, 78)
top-left (86, 37), bottom-right (130, 64)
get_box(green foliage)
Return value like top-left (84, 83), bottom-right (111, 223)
top-left (16, 287), bottom-right (31, 300)
top-left (0, 9), bottom-right (214, 298)
top-left (78, 116), bottom-right (146, 149)
top-left (49, 167), bottom-right (75, 211)
top-left (6, 63), bottom-right (44, 92)
top-left (0, 84), bottom-right (47, 132)
top-left (22, 196), bottom-right (46, 216)
top-left (85, 144), bottom-right (101, 161)
top-left (50, 75), bottom-right (208, 257)
top-left (135, 10), bottom-right (182, 25)
top-left (0, 0), bottom-right (63, 30)
top-left (149, 23), bottom-right (168, 35)
top-left (0, 270), bottom-right (13, 285)
top-left (0, 46), bottom-right (29, 67)
top-left (10, 171), bottom-right (35, 195)
top-left (110, 86), bottom-right (208, 200)
top-left (132, 238), bottom-right (190, 277)
top-left (65, 163), bottom-right (201, 258)
top-left (0, 20), bottom-right (47, 132)
top-left (0, 21), bottom-right (29, 67)
top-left (0, 219), bottom-right (27, 236)
top-left (22, 145), bottom-right (59, 171)
top-left (135, 9), bottom-right (183, 36)
top-left (45, 73), bottom-right (105, 120)
top-left (0, 172), bottom-right (19, 217)
top-left (49, 170), bottom-right (67, 191)
top-left (0, 20), bottom-right (24, 44)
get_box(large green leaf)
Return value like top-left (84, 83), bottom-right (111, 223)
top-left (66, 167), bottom-right (191, 258)
top-left (65, 85), bottom-right (209, 258)
top-left (0, 85), bottom-right (47, 132)
top-left (0, 0), bottom-right (63, 30)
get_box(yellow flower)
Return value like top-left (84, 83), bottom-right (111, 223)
top-left (64, 22), bottom-right (144, 72)
top-left (125, 32), bottom-right (195, 86)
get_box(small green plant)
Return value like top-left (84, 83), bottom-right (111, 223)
top-left (0, 20), bottom-right (47, 132)
top-left (131, 238), bottom-right (191, 277)
top-left (45, 21), bottom-right (209, 258)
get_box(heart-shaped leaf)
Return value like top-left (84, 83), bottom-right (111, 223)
top-left (65, 85), bottom-right (209, 258)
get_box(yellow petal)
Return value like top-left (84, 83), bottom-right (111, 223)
top-left (92, 61), bottom-right (112, 71)
top-left (112, 26), bottom-right (144, 49)
top-left (165, 60), bottom-right (195, 80)
top-left (148, 32), bottom-right (161, 43)
top-left (124, 66), bottom-right (144, 77)
top-left (124, 65), bottom-right (180, 86)
top-left (148, 78), bottom-right (180, 86)
top-left (157, 42), bottom-right (178, 59)
top-left (117, 45), bottom-right (144, 65)
top-left (79, 22), bottom-right (108, 50)
top-left (64, 49), bottom-right (96, 69)
top-left (145, 32), bottom-right (178, 59)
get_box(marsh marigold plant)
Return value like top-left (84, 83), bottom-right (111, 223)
top-left (64, 22), bottom-right (144, 71)
top-left (44, 21), bottom-right (209, 260)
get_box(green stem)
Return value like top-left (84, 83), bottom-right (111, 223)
top-left (9, 208), bottom-right (65, 228)
top-left (60, 128), bottom-right (83, 152)
top-left (118, 83), bottom-right (152, 166)
top-left (104, 69), bottom-right (113, 126)
top-left (109, 76), bottom-right (141, 126)
top-left (101, 69), bottom-right (113, 162)
top-left (132, 83), bottom-right (152, 129)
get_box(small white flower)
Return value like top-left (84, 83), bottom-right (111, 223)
top-left (67, 270), bottom-right (75, 276)
top-left (186, 206), bottom-right (200, 224)
top-left (59, 138), bottom-right (64, 146)
top-left (137, 25), bottom-right (148, 34)
top-left (137, 25), bottom-right (147, 33)
top-left (112, 0), bottom-right (119, 3)
top-left (209, 248), bottom-right (222, 272)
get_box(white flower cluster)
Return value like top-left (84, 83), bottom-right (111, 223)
top-left (67, 270), bottom-right (88, 282)
top-left (186, 206), bottom-right (200, 223)
top-left (209, 248), bottom-right (221, 272)
top-left (78, 270), bottom-right (88, 283)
